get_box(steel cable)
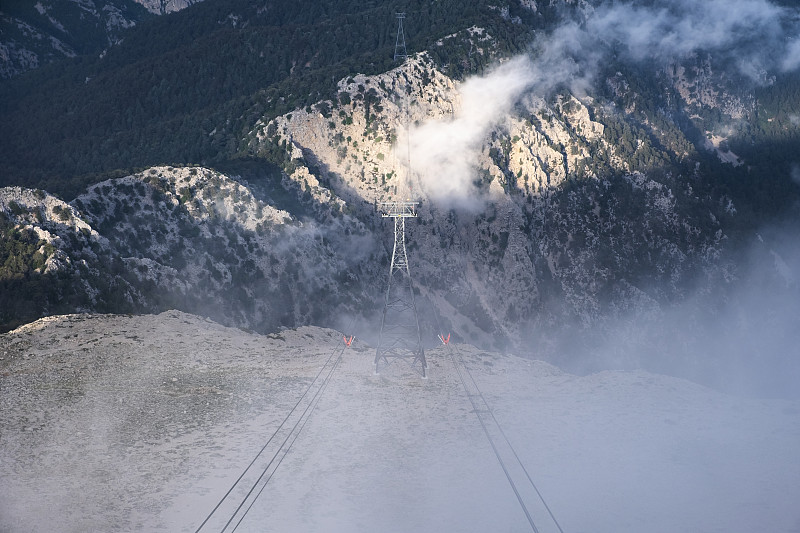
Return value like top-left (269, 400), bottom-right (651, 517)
top-left (446, 341), bottom-right (541, 533)
top-left (230, 352), bottom-right (344, 531)
top-left (431, 311), bottom-right (564, 533)
top-left (194, 319), bottom-right (355, 533)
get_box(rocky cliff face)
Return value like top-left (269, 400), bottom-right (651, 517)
top-left (0, 186), bottom-right (103, 263)
top-left (0, 44), bottom-right (781, 364)
top-left (73, 166), bottom-right (380, 330)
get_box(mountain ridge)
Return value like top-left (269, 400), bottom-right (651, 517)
top-left (2, 0), bottom-right (800, 395)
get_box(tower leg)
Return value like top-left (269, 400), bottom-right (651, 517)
top-left (375, 209), bottom-right (426, 377)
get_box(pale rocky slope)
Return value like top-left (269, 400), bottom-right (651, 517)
top-left (1, 166), bottom-right (378, 332)
top-left (1, 311), bottom-right (798, 533)
top-left (133, 0), bottom-right (202, 14)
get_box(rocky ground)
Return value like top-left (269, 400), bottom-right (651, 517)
top-left (1, 311), bottom-right (799, 532)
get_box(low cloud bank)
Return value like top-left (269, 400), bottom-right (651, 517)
top-left (552, 217), bottom-right (800, 399)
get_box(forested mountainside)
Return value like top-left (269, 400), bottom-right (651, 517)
top-left (0, 0), bottom-right (227, 80)
top-left (0, 0), bottom-right (153, 79)
top-left (0, 0), bottom-right (544, 196)
top-left (2, 0), bottom-right (799, 395)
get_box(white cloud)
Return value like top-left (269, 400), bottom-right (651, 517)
top-left (409, 56), bottom-right (535, 207)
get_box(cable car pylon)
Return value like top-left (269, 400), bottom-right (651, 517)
top-left (374, 201), bottom-right (427, 377)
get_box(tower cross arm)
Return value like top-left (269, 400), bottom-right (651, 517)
top-left (379, 201), bottom-right (419, 218)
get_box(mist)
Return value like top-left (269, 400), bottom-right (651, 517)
top-left (390, 0), bottom-right (800, 401)
top-left (587, 0), bottom-right (798, 76)
top-left (4, 313), bottom-right (798, 533)
top-left (543, 215), bottom-right (800, 400)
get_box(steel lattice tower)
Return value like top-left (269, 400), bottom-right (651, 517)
top-left (394, 12), bottom-right (408, 62)
top-left (375, 201), bottom-right (427, 377)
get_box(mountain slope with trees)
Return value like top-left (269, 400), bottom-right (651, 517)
top-left (2, 0), bottom-right (799, 395)
top-left (0, 0), bottom-right (152, 78)
top-left (0, 0), bottom-right (543, 198)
